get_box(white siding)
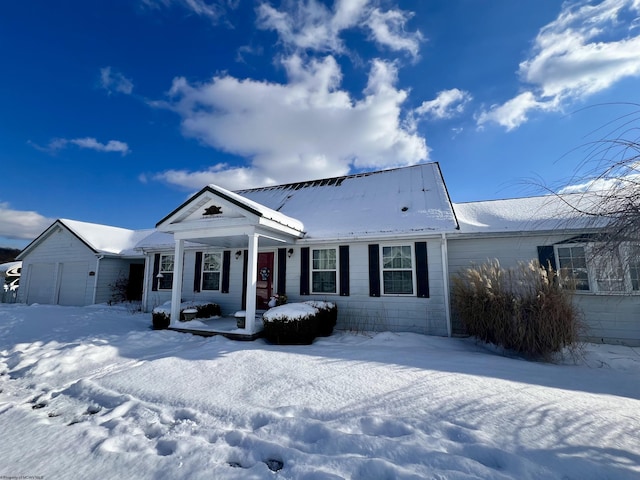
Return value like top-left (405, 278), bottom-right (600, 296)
top-left (447, 234), bottom-right (640, 346)
top-left (19, 227), bottom-right (98, 306)
top-left (142, 238), bottom-right (449, 336)
top-left (286, 240), bottom-right (447, 336)
top-left (94, 258), bottom-right (144, 304)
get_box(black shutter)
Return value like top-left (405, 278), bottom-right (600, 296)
top-left (368, 244), bottom-right (380, 297)
top-left (221, 250), bottom-right (231, 293)
top-left (151, 253), bottom-right (160, 291)
top-left (300, 247), bottom-right (310, 295)
top-left (194, 252), bottom-right (203, 292)
top-left (241, 250), bottom-right (248, 309)
top-left (277, 248), bottom-right (287, 295)
top-left (537, 246), bottom-right (557, 270)
top-left (339, 245), bottom-right (350, 296)
top-left (415, 241), bottom-right (429, 298)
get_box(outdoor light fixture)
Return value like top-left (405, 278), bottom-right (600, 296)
top-left (287, 248), bottom-right (294, 258)
top-left (155, 273), bottom-right (164, 290)
top-left (235, 250), bottom-right (242, 259)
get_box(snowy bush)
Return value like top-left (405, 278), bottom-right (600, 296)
top-left (304, 301), bottom-right (337, 336)
top-left (451, 260), bottom-right (584, 360)
top-left (152, 302), bottom-right (221, 330)
top-left (152, 311), bottom-right (170, 330)
top-left (263, 303), bottom-right (320, 344)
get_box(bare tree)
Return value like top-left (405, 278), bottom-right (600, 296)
top-left (554, 104), bottom-right (640, 252)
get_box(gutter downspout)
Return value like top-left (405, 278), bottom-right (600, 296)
top-left (441, 233), bottom-right (452, 337)
top-left (92, 255), bottom-right (104, 304)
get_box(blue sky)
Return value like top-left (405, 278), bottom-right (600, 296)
top-left (2, 0), bottom-right (640, 248)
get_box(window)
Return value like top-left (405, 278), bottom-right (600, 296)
top-left (593, 254), bottom-right (625, 292)
top-left (312, 248), bottom-right (337, 293)
top-left (555, 243), bottom-right (640, 293)
top-left (382, 245), bottom-right (414, 295)
top-left (158, 254), bottom-right (174, 290)
top-left (202, 253), bottom-right (222, 291)
top-left (556, 246), bottom-right (589, 290)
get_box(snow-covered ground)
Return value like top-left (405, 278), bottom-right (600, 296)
top-left (1, 304), bottom-right (639, 479)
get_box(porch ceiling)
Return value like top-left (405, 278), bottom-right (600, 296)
top-left (186, 234), bottom-right (291, 249)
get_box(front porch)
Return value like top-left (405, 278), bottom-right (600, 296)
top-left (154, 184), bottom-right (305, 337)
top-left (168, 313), bottom-right (265, 340)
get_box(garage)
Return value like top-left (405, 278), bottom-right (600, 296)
top-left (57, 261), bottom-right (89, 306)
top-left (25, 262), bottom-right (56, 304)
top-left (17, 219), bottom-right (149, 307)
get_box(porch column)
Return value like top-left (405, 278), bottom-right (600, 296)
top-left (170, 239), bottom-right (185, 326)
top-left (244, 232), bottom-right (259, 333)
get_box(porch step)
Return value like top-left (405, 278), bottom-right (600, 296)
top-left (167, 326), bottom-right (264, 341)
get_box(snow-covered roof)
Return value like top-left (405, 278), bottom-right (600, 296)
top-left (236, 163), bottom-right (458, 239)
top-left (18, 219), bottom-right (155, 259)
top-left (206, 183), bottom-right (305, 233)
top-left (128, 230), bottom-right (176, 251)
top-left (453, 193), bottom-right (608, 234)
top-left (60, 219), bottom-right (154, 255)
top-left (130, 230), bottom-right (204, 252)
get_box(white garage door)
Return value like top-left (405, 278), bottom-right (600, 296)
top-left (58, 261), bottom-right (89, 306)
top-left (26, 263), bottom-right (56, 304)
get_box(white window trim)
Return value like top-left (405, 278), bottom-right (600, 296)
top-left (158, 254), bottom-right (174, 291)
top-left (554, 243), bottom-right (640, 295)
top-left (380, 243), bottom-right (417, 296)
top-left (311, 247), bottom-right (339, 295)
top-left (201, 251), bottom-right (222, 292)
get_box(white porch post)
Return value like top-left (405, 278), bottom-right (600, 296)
top-left (170, 239), bottom-right (185, 326)
top-left (244, 232), bottom-right (259, 333)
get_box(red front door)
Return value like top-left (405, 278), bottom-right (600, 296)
top-left (256, 252), bottom-right (274, 310)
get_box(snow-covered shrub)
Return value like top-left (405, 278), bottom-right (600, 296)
top-left (263, 303), bottom-right (320, 345)
top-left (151, 301), bottom-right (220, 330)
top-left (152, 311), bottom-right (170, 330)
top-left (451, 260), bottom-right (584, 360)
top-left (195, 303), bottom-right (221, 318)
top-left (304, 301), bottom-right (337, 336)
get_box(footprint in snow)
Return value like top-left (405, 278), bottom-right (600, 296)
top-left (155, 439), bottom-right (177, 457)
top-left (85, 405), bottom-right (102, 415)
top-left (265, 458), bottom-right (284, 472)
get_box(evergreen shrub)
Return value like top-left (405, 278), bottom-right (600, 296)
top-left (152, 312), bottom-right (170, 330)
top-left (305, 301), bottom-right (337, 336)
top-left (263, 303), bottom-right (320, 345)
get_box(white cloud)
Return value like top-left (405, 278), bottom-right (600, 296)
top-left (477, 92), bottom-right (558, 131)
top-left (31, 137), bottom-right (130, 155)
top-left (257, 0), bottom-right (422, 58)
top-left (69, 138), bottom-right (130, 154)
top-left (99, 67), bottom-right (134, 95)
top-left (152, 54), bottom-right (427, 190)
top-left (366, 7), bottom-right (421, 58)
top-left (153, 164), bottom-right (278, 190)
top-left (140, 0), bottom-right (237, 23)
top-left (416, 88), bottom-right (473, 120)
top-left (0, 202), bottom-right (52, 240)
top-left (478, 0), bottom-right (640, 130)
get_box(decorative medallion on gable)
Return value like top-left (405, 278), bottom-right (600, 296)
top-left (203, 205), bottom-right (223, 216)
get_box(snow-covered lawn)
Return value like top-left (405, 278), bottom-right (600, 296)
top-left (1, 304), bottom-right (639, 479)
